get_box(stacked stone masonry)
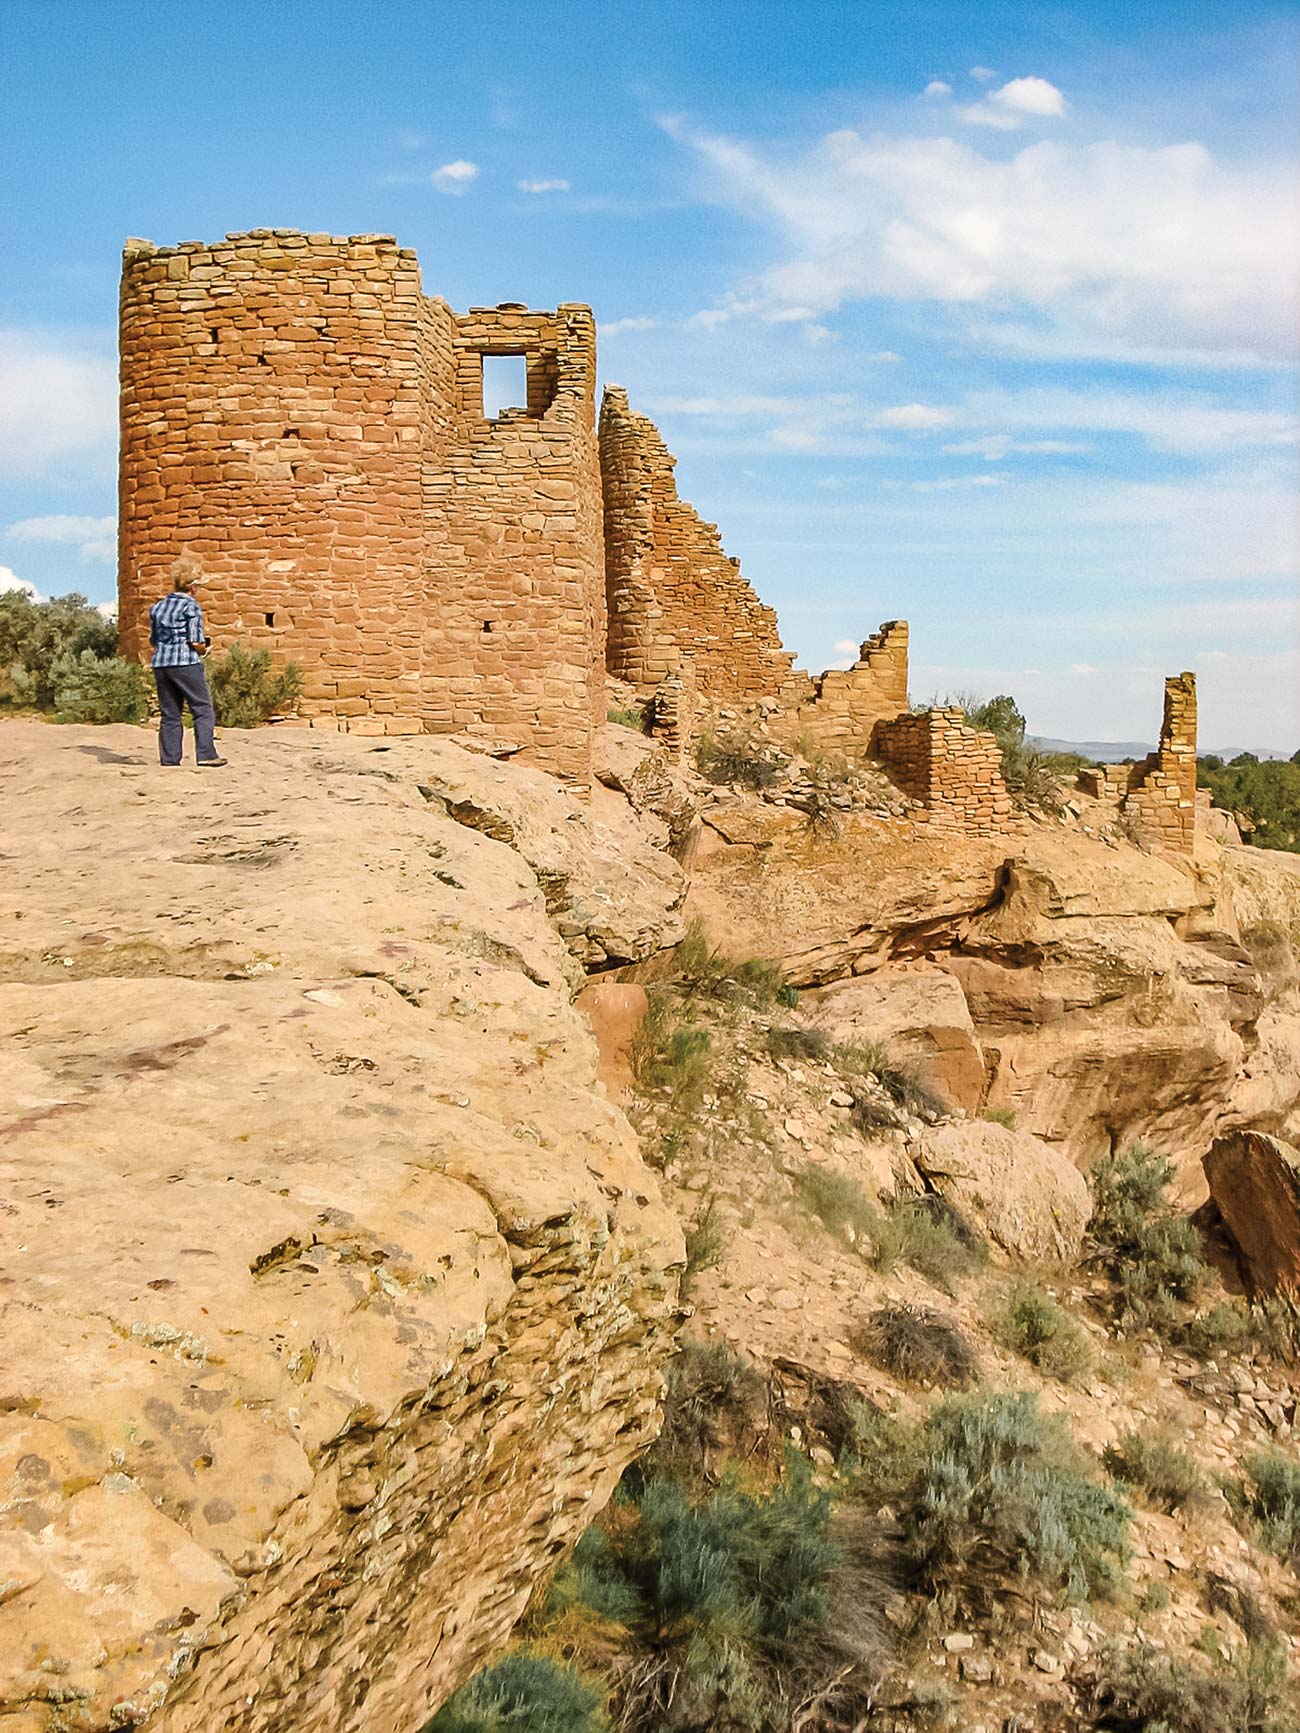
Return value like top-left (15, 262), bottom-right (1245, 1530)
top-left (774, 620), bottom-right (911, 753)
top-left (874, 706), bottom-right (1014, 837)
top-left (119, 231), bottom-right (604, 784)
top-left (599, 386), bottom-right (800, 701)
top-left (1075, 673), bottom-right (1198, 855)
top-left (117, 229), bottom-right (1195, 850)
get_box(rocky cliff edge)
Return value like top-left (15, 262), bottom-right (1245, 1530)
top-left (0, 722), bottom-right (685, 1732)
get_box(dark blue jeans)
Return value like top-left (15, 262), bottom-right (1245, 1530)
top-left (154, 664), bottom-right (218, 764)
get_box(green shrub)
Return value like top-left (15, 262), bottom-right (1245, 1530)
top-left (764, 1023), bottom-right (829, 1063)
top-left (606, 704), bottom-right (648, 730)
top-left (681, 1196), bottom-right (727, 1301)
top-left (1182, 1297), bottom-right (1300, 1365)
top-left (833, 1040), bottom-right (947, 1118)
top-left (426, 1649), bottom-right (608, 1732)
top-left (992, 1285), bottom-right (1091, 1382)
top-left (0, 589), bottom-right (117, 709)
top-left (52, 650), bottom-right (151, 724)
top-left (839, 1401), bottom-right (925, 1503)
top-left (695, 728), bottom-right (782, 791)
top-left (982, 1105), bottom-right (1017, 1129)
top-left (630, 994), bottom-right (711, 1105)
top-left (795, 1165), bottom-right (878, 1242)
top-left (207, 643), bottom-right (303, 726)
top-left (867, 1195), bottom-right (986, 1293)
top-left (669, 920), bottom-right (790, 1009)
top-left (902, 1390), bottom-right (1131, 1609)
top-left (1090, 1635), bottom-right (1297, 1733)
top-left (1240, 1450), bottom-right (1300, 1564)
top-left (1088, 1142), bottom-right (1208, 1330)
top-left (1199, 754), bottom-right (1300, 854)
top-left (1103, 1431), bottom-right (1204, 1513)
top-left (551, 1453), bottom-right (854, 1729)
top-left (853, 1304), bottom-right (979, 1389)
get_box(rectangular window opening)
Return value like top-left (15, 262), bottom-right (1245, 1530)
top-left (481, 353), bottom-right (529, 419)
top-left (264, 612), bottom-right (276, 628)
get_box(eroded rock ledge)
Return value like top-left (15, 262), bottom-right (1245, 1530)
top-left (0, 722), bottom-right (684, 1732)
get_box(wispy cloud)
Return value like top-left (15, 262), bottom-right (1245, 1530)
top-left (601, 315), bottom-right (658, 336)
top-left (872, 403), bottom-right (955, 430)
top-left (0, 331), bottom-right (116, 475)
top-left (670, 120), bottom-right (1299, 362)
top-left (6, 513), bottom-right (116, 560)
top-left (517, 176), bottom-right (570, 193)
top-left (962, 75), bottom-right (1067, 129)
top-left (432, 159), bottom-right (479, 193)
top-left (921, 80), bottom-right (952, 99)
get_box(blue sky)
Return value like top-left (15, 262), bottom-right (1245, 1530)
top-left (2, 1), bottom-right (1297, 748)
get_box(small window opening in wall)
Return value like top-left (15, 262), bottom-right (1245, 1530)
top-left (264, 612), bottom-right (276, 628)
top-left (257, 352), bottom-right (268, 367)
top-left (209, 327), bottom-right (219, 344)
top-left (482, 620), bottom-right (494, 633)
top-left (481, 354), bottom-right (528, 419)
top-left (282, 427), bottom-right (299, 440)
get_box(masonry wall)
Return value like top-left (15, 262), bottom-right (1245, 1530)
top-left (1077, 673), bottom-right (1198, 854)
top-left (119, 231), bottom-right (604, 783)
top-left (599, 387), bottom-right (798, 702)
top-left (774, 620), bottom-right (910, 752)
top-left (874, 706), bottom-right (1013, 836)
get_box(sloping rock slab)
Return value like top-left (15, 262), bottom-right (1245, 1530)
top-left (0, 721), bottom-right (683, 1733)
top-left (1204, 1129), bottom-right (1300, 1298)
top-left (911, 1121), bottom-right (1091, 1262)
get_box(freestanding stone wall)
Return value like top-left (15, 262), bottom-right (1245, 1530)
top-left (118, 231), bottom-right (604, 784)
top-left (599, 386), bottom-right (798, 702)
top-left (1076, 672), bottom-right (1198, 854)
top-left (874, 706), bottom-right (1013, 836)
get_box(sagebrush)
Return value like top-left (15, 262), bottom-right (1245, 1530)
top-left (207, 643), bottom-right (303, 726)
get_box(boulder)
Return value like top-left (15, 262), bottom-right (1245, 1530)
top-left (577, 980), bottom-right (649, 1101)
top-left (0, 721), bottom-right (683, 1733)
top-left (911, 1120), bottom-right (1092, 1262)
top-left (803, 964), bottom-right (985, 1114)
top-left (1203, 1129), bottom-right (1300, 1298)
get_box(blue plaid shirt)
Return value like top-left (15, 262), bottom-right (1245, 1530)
top-left (149, 592), bottom-right (207, 668)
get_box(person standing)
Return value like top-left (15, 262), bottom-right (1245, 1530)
top-left (149, 565), bottom-right (227, 767)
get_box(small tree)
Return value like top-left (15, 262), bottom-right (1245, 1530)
top-left (52, 649), bottom-right (151, 724)
top-left (0, 590), bottom-right (117, 709)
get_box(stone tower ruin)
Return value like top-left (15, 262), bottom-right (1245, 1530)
top-left (119, 230), bottom-right (604, 783)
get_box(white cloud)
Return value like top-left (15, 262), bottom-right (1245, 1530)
top-left (943, 434), bottom-right (1090, 460)
top-left (671, 122), bottom-right (1300, 361)
top-left (0, 566), bottom-right (41, 600)
top-left (873, 403), bottom-right (956, 430)
top-left (992, 76), bottom-right (1066, 118)
top-left (922, 81), bottom-right (953, 99)
top-left (601, 315), bottom-right (657, 336)
top-left (959, 388), bottom-right (1298, 454)
top-left (0, 332), bottom-right (116, 475)
top-left (432, 159), bottom-right (479, 193)
top-left (517, 177), bottom-right (570, 193)
top-left (909, 473), bottom-right (1004, 491)
top-left (866, 349), bottom-right (903, 363)
top-left (970, 66), bottom-right (997, 83)
top-left (833, 638), bottom-right (859, 654)
top-left (769, 426), bottom-right (819, 449)
top-left (1070, 662), bottom-right (1098, 674)
top-left (6, 514), bottom-right (116, 560)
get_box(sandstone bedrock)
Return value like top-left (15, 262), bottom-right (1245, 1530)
top-left (0, 721), bottom-right (685, 1733)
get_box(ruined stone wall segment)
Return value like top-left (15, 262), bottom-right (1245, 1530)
top-left (119, 231), bottom-right (429, 726)
top-left (1121, 671), bottom-right (1198, 854)
top-left (875, 706), bottom-right (1013, 836)
top-left (775, 619), bottom-right (911, 752)
top-left (598, 386), bottom-right (798, 702)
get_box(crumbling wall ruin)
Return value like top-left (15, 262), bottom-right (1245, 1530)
top-left (775, 620), bottom-right (911, 752)
top-left (1076, 672), bottom-right (1198, 854)
top-left (874, 706), bottom-right (1014, 836)
top-left (599, 386), bottom-right (799, 702)
top-left (117, 228), bottom-right (1196, 850)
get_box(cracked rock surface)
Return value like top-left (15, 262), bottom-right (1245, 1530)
top-left (0, 721), bottom-right (683, 1732)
